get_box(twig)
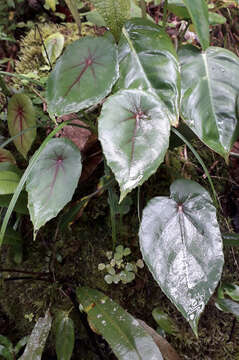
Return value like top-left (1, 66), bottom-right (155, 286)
top-left (0, 268), bottom-right (50, 276)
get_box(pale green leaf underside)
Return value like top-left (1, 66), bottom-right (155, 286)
top-left (179, 45), bottom-right (239, 159)
top-left (99, 89), bottom-right (170, 201)
top-left (139, 179), bottom-right (224, 335)
top-left (77, 287), bottom-right (163, 359)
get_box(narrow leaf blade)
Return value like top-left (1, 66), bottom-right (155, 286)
top-left (139, 179), bottom-right (224, 335)
top-left (182, 0), bottom-right (209, 50)
top-left (26, 138), bottom-right (82, 233)
top-left (55, 311), bottom-right (74, 360)
top-left (76, 287), bottom-right (163, 360)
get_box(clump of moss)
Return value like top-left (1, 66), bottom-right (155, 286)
top-left (15, 22), bottom-right (95, 77)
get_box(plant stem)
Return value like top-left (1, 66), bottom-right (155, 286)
top-left (64, 0), bottom-right (82, 36)
top-left (172, 127), bottom-right (219, 208)
top-left (140, 0), bottom-right (147, 18)
top-left (162, 0), bottom-right (168, 28)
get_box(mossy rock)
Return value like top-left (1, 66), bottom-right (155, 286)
top-left (15, 22), bottom-right (96, 78)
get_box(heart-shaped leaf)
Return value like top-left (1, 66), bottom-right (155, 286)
top-left (139, 179), bottom-right (224, 335)
top-left (7, 94), bottom-right (36, 159)
top-left (55, 311), bottom-right (74, 360)
top-left (19, 310), bottom-right (52, 360)
top-left (179, 45), bottom-right (239, 160)
top-left (92, 0), bottom-right (130, 41)
top-left (47, 35), bottom-right (119, 116)
top-left (99, 89), bottom-right (170, 201)
top-left (26, 138), bottom-right (82, 234)
top-left (182, 0), bottom-right (209, 50)
top-left (76, 287), bottom-right (163, 360)
top-left (0, 163), bottom-right (21, 195)
top-left (42, 33), bottom-right (64, 65)
top-left (116, 18), bottom-right (180, 126)
top-left (0, 148), bottom-right (16, 164)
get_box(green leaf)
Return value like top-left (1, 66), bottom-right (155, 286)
top-left (168, 0), bottom-right (190, 19)
top-left (215, 298), bottom-right (239, 318)
top-left (42, 33), bottom-right (64, 65)
top-left (139, 179), bottom-right (224, 335)
top-left (3, 227), bottom-right (23, 264)
top-left (99, 89), bottom-right (170, 201)
top-left (76, 287), bottom-right (163, 359)
top-left (45, 0), bottom-right (56, 11)
top-left (0, 345), bottom-right (14, 360)
top-left (152, 308), bottom-right (177, 335)
top-left (0, 192), bottom-right (28, 215)
top-left (179, 45), bottom-right (239, 160)
top-left (92, 0), bottom-right (130, 41)
top-left (208, 12), bottom-right (226, 25)
top-left (0, 335), bottom-right (13, 350)
top-left (7, 94), bottom-right (36, 159)
top-left (182, 0), bottom-right (209, 50)
top-left (116, 18), bottom-right (180, 126)
top-left (26, 138), bottom-right (82, 234)
top-left (223, 284), bottom-right (239, 301)
top-left (46, 36), bottom-right (119, 116)
top-left (19, 310), bottom-right (52, 360)
top-left (55, 311), bottom-right (74, 360)
top-left (0, 148), bottom-right (16, 164)
top-left (0, 162), bottom-right (21, 195)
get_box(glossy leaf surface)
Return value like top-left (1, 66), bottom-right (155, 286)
top-left (47, 36), bottom-right (118, 116)
top-left (182, 0), bottom-right (209, 50)
top-left (92, 0), bottom-right (130, 41)
top-left (7, 94), bottom-right (36, 159)
top-left (55, 311), bottom-right (74, 360)
top-left (116, 18), bottom-right (180, 126)
top-left (179, 45), bottom-right (239, 159)
top-left (99, 89), bottom-right (170, 201)
top-left (139, 179), bottom-right (224, 335)
top-left (42, 33), bottom-right (64, 65)
top-left (0, 163), bottom-right (21, 195)
top-left (76, 287), bottom-right (163, 359)
top-left (26, 138), bottom-right (82, 234)
top-left (19, 310), bottom-right (52, 360)
top-left (216, 298), bottom-right (239, 318)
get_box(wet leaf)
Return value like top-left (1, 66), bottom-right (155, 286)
top-left (99, 89), bottom-right (170, 201)
top-left (92, 0), bottom-right (130, 41)
top-left (76, 287), bottom-right (163, 359)
top-left (139, 179), bottom-right (224, 335)
top-left (116, 18), bottom-right (180, 126)
top-left (215, 298), bottom-right (239, 318)
top-left (7, 94), bottom-right (36, 159)
top-left (0, 148), bottom-right (16, 164)
top-left (26, 138), bottom-right (82, 234)
top-left (179, 45), bottom-right (239, 160)
top-left (42, 33), bottom-right (64, 65)
top-left (0, 162), bottom-right (21, 195)
top-left (182, 0), bottom-right (209, 50)
top-left (55, 311), bottom-right (74, 360)
top-left (47, 35), bottom-right (119, 116)
top-left (19, 310), bottom-right (52, 360)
